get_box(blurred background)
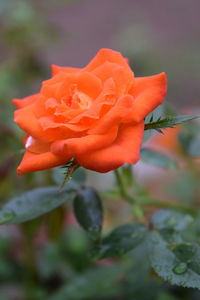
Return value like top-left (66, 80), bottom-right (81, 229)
top-left (0, 0), bottom-right (200, 299)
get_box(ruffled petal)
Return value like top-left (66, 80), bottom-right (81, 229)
top-left (75, 72), bottom-right (102, 99)
top-left (111, 66), bottom-right (134, 96)
top-left (88, 95), bottom-right (134, 135)
top-left (51, 126), bottom-right (118, 156)
top-left (128, 72), bottom-right (167, 122)
top-left (12, 94), bottom-right (39, 109)
top-left (93, 64), bottom-right (134, 96)
top-left (51, 49), bottom-right (132, 76)
top-left (42, 72), bottom-right (102, 100)
top-left (69, 78), bottom-right (116, 124)
top-left (14, 104), bottom-right (46, 141)
top-left (76, 121), bottom-right (144, 172)
top-left (51, 65), bottom-right (81, 76)
top-left (14, 104), bottom-right (78, 143)
top-left (92, 61), bottom-right (118, 82)
top-left (85, 48), bottom-right (132, 72)
top-left (39, 116), bottom-right (89, 133)
top-left (17, 150), bottom-right (72, 175)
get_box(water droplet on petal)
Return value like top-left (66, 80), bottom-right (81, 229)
top-left (173, 262), bottom-right (187, 275)
top-left (25, 136), bottom-right (34, 149)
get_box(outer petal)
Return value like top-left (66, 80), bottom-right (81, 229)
top-left (128, 72), bottom-right (167, 123)
top-left (52, 49), bottom-right (131, 76)
top-left (51, 65), bottom-right (81, 76)
top-left (51, 126), bottom-right (118, 156)
top-left (14, 102), bottom-right (80, 143)
top-left (76, 121), bottom-right (144, 173)
top-left (17, 150), bottom-right (72, 175)
top-left (24, 136), bottom-right (51, 154)
top-left (85, 48), bottom-right (132, 72)
top-left (14, 104), bottom-right (45, 141)
top-left (12, 94), bottom-right (39, 109)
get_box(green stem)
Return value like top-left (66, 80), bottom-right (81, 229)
top-left (140, 196), bottom-right (196, 215)
top-left (114, 168), bottom-right (197, 215)
top-left (114, 169), bottom-right (145, 221)
top-left (24, 236), bottom-right (38, 299)
top-left (114, 169), bottom-right (134, 203)
top-left (21, 221), bottom-right (40, 300)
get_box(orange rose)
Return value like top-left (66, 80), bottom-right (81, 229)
top-left (13, 48), bottom-right (167, 175)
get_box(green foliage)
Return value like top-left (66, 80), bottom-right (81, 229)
top-left (73, 188), bottom-right (103, 240)
top-left (178, 123), bottom-right (200, 156)
top-left (141, 148), bottom-right (177, 169)
top-left (0, 1), bottom-right (200, 297)
top-left (148, 210), bottom-right (200, 289)
top-left (52, 166), bottom-right (87, 189)
top-left (151, 210), bottom-right (193, 232)
top-left (148, 232), bottom-right (200, 289)
top-left (91, 223), bottom-right (147, 259)
top-left (0, 186), bottom-right (75, 224)
top-left (144, 115), bottom-right (199, 133)
top-left (50, 266), bottom-right (123, 300)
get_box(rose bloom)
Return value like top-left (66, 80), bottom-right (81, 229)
top-left (13, 48), bottom-right (167, 175)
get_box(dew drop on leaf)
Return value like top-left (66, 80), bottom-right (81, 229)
top-left (155, 265), bottom-right (162, 272)
top-left (0, 211), bottom-right (15, 224)
top-left (179, 281), bottom-right (186, 287)
top-left (165, 217), bottom-right (177, 227)
top-left (166, 276), bottom-right (172, 281)
top-left (173, 262), bottom-right (188, 275)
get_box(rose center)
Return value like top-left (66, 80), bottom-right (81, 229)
top-left (63, 86), bottom-right (92, 110)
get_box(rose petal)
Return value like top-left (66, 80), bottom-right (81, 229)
top-left (92, 61), bottom-right (118, 82)
top-left (85, 48), bottom-right (131, 72)
top-left (14, 104), bottom-right (78, 143)
top-left (12, 94), bottom-right (39, 109)
top-left (39, 116), bottom-right (89, 133)
top-left (51, 49), bottom-right (131, 76)
top-left (68, 78), bottom-right (116, 124)
top-left (127, 72), bottom-right (167, 122)
top-left (42, 72), bottom-right (102, 100)
top-left (51, 126), bottom-right (118, 156)
top-left (88, 95), bottom-right (134, 135)
top-left (51, 64), bottom-right (80, 76)
top-left (24, 136), bottom-right (51, 154)
top-left (14, 104), bottom-right (46, 141)
top-left (17, 150), bottom-right (71, 175)
top-left (76, 121), bottom-right (144, 172)
top-left (75, 72), bottom-right (102, 99)
top-left (111, 66), bottom-right (134, 96)
top-left (93, 63), bottom-right (134, 96)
